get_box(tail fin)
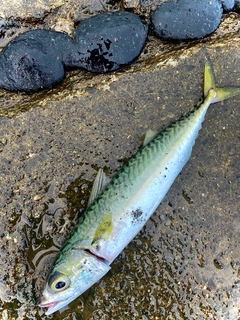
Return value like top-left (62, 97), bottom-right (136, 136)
top-left (204, 61), bottom-right (240, 103)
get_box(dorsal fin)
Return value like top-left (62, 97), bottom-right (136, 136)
top-left (88, 169), bottom-right (110, 207)
top-left (143, 129), bottom-right (159, 146)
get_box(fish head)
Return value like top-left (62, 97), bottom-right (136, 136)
top-left (38, 248), bottom-right (111, 315)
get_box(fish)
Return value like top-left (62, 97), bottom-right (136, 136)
top-left (38, 61), bottom-right (240, 315)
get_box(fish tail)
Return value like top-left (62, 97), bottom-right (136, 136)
top-left (204, 61), bottom-right (240, 103)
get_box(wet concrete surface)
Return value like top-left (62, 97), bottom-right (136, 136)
top-left (0, 4), bottom-right (240, 320)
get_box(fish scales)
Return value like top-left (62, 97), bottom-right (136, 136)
top-left (39, 62), bottom-right (240, 315)
top-left (59, 102), bottom-right (207, 256)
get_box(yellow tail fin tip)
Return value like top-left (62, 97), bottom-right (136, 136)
top-left (204, 61), bottom-right (240, 103)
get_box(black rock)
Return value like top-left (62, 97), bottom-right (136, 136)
top-left (152, 0), bottom-right (223, 41)
top-left (234, 0), bottom-right (240, 11)
top-left (220, 0), bottom-right (234, 11)
top-left (65, 12), bottom-right (148, 73)
top-left (0, 30), bottom-right (75, 92)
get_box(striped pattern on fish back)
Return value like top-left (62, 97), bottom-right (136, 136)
top-left (60, 107), bottom-right (200, 253)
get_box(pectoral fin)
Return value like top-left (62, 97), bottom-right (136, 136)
top-left (92, 212), bottom-right (113, 245)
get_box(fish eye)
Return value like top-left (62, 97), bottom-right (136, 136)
top-left (55, 281), bottom-right (66, 290)
top-left (48, 271), bottom-right (71, 292)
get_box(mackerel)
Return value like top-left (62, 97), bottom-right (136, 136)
top-left (39, 62), bottom-right (240, 315)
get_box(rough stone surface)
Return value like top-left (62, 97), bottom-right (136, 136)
top-left (0, 0), bottom-right (65, 19)
top-left (123, 0), bottom-right (140, 9)
top-left (152, 0), bottom-right (223, 40)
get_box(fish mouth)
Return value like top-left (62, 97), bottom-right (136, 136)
top-left (39, 300), bottom-right (65, 315)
